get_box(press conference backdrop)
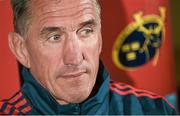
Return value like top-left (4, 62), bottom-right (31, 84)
top-left (0, 0), bottom-right (20, 100)
top-left (0, 0), bottom-right (179, 108)
top-left (171, 0), bottom-right (180, 109)
top-left (99, 0), bottom-right (177, 107)
top-left (171, 1), bottom-right (180, 87)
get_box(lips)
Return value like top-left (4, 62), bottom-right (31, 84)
top-left (60, 71), bottom-right (86, 78)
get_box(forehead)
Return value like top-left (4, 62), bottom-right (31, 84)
top-left (29, 0), bottom-right (98, 19)
top-left (30, 0), bottom-right (96, 9)
top-left (28, 0), bottom-right (99, 29)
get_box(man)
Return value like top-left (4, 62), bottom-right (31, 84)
top-left (0, 0), bottom-right (177, 115)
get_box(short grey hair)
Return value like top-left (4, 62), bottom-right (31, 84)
top-left (93, 0), bottom-right (101, 16)
top-left (10, 0), bottom-right (31, 37)
top-left (10, 0), bottom-right (101, 38)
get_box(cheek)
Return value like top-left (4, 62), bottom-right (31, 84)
top-left (83, 36), bottom-right (102, 71)
top-left (84, 35), bottom-right (102, 59)
top-left (27, 44), bottom-right (63, 81)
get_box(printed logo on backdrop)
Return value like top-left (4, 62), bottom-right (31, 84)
top-left (112, 7), bottom-right (166, 70)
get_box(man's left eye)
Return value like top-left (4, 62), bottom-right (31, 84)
top-left (78, 28), bottom-right (94, 38)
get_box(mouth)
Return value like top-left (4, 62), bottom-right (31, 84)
top-left (60, 71), bottom-right (86, 78)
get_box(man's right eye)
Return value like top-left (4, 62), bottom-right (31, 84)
top-left (48, 34), bottom-right (62, 42)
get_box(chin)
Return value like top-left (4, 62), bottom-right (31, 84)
top-left (69, 87), bottom-right (93, 103)
top-left (54, 74), bottom-right (97, 104)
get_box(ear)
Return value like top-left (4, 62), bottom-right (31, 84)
top-left (98, 33), bottom-right (102, 54)
top-left (8, 32), bottom-right (30, 68)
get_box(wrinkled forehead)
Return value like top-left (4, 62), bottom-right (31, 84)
top-left (29, 0), bottom-right (98, 17)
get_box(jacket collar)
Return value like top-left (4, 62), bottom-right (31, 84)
top-left (21, 61), bottom-right (110, 114)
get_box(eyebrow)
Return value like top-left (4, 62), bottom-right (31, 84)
top-left (40, 27), bottom-right (64, 37)
top-left (40, 19), bottom-right (97, 36)
top-left (78, 19), bottom-right (97, 28)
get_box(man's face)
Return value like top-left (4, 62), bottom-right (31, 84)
top-left (23, 0), bottom-right (102, 104)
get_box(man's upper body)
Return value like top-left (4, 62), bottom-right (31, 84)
top-left (0, 62), bottom-right (177, 115)
top-left (0, 0), bottom-right (177, 115)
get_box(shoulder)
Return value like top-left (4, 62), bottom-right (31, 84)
top-left (110, 81), bottom-right (162, 99)
top-left (0, 91), bottom-right (32, 115)
top-left (109, 81), bottom-right (177, 115)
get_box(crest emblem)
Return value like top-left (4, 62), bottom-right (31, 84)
top-left (112, 7), bottom-right (166, 70)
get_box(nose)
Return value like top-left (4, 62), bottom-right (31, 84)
top-left (63, 35), bottom-right (83, 66)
